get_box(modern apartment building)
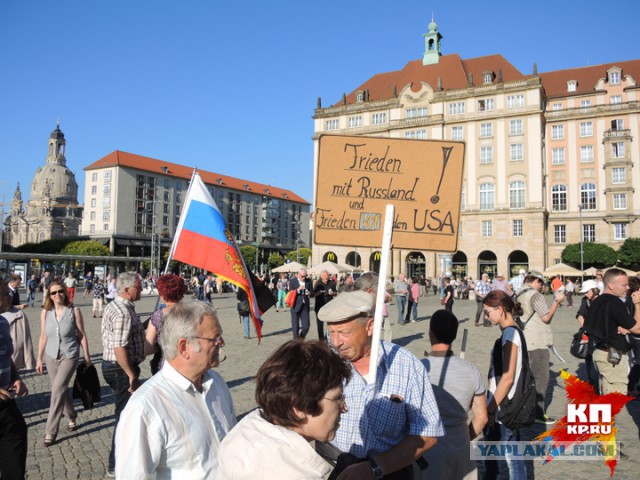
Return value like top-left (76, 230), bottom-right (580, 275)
top-left (312, 20), bottom-right (640, 280)
top-left (82, 151), bottom-right (311, 266)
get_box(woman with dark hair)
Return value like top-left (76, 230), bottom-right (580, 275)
top-left (482, 290), bottom-right (527, 479)
top-left (215, 340), bottom-right (351, 479)
top-left (35, 281), bottom-right (91, 447)
top-left (145, 273), bottom-right (187, 374)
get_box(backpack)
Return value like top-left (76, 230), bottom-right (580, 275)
top-left (492, 326), bottom-right (537, 430)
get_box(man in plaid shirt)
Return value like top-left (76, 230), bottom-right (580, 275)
top-left (474, 273), bottom-right (492, 326)
top-left (101, 272), bottom-right (146, 477)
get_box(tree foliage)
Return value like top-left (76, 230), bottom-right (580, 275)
top-left (239, 246), bottom-right (257, 270)
top-left (13, 237), bottom-right (83, 254)
top-left (267, 252), bottom-right (285, 270)
top-left (286, 248), bottom-right (312, 266)
top-left (617, 237), bottom-right (640, 271)
top-left (561, 242), bottom-right (617, 269)
top-left (60, 240), bottom-right (111, 256)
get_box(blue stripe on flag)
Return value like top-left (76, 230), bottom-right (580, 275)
top-left (182, 199), bottom-right (229, 243)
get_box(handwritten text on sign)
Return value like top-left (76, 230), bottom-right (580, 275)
top-left (314, 135), bottom-right (465, 251)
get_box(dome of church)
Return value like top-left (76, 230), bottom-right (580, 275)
top-left (50, 124), bottom-right (65, 140)
top-left (29, 163), bottom-right (79, 202)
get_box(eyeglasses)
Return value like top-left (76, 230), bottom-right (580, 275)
top-left (50, 290), bottom-right (65, 296)
top-left (483, 306), bottom-right (499, 316)
top-left (194, 336), bottom-right (225, 346)
top-left (324, 393), bottom-right (347, 409)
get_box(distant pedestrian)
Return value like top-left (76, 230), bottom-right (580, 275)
top-left (64, 272), bottom-right (78, 304)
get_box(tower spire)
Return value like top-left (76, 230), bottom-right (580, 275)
top-left (423, 17), bottom-right (443, 66)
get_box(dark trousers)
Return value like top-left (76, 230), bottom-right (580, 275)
top-left (102, 361), bottom-right (140, 471)
top-left (475, 299), bottom-right (484, 324)
top-left (291, 307), bottom-right (310, 339)
top-left (315, 311), bottom-right (326, 341)
top-left (0, 399), bottom-right (28, 479)
top-left (528, 348), bottom-right (550, 418)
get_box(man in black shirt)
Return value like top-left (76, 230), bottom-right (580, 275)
top-left (312, 270), bottom-right (337, 341)
top-left (585, 268), bottom-right (640, 394)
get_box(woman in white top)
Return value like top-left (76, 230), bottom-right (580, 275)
top-left (215, 340), bottom-right (351, 480)
top-left (482, 290), bottom-right (526, 480)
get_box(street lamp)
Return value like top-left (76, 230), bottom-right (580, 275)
top-left (579, 203), bottom-right (584, 282)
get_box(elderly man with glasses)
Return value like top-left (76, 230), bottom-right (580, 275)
top-left (116, 301), bottom-right (236, 479)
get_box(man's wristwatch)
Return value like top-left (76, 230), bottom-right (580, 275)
top-left (368, 457), bottom-right (384, 480)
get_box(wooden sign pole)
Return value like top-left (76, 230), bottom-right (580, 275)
top-left (369, 204), bottom-right (394, 387)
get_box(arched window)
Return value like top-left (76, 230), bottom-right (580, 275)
top-left (551, 185), bottom-right (567, 211)
top-left (509, 181), bottom-right (525, 209)
top-left (580, 183), bottom-right (597, 211)
top-left (479, 183), bottom-right (495, 210)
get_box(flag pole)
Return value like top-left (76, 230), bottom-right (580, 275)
top-left (163, 167), bottom-right (199, 275)
top-left (369, 204), bottom-right (394, 387)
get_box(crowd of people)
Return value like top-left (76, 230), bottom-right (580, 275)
top-left (1, 265), bottom-right (640, 479)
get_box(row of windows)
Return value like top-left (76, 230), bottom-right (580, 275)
top-left (478, 182), bottom-right (526, 210)
top-left (480, 219), bottom-right (524, 238)
top-left (478, 144), bottom-right (524, 163)
top-left (554, 222), bottom-right (628, 242)
top-left (90, 171), bottom-right (111, 183)
top-left (327, 112), bottom-right (387, 130)
top-left (551, 184), bottom-right (629, 211)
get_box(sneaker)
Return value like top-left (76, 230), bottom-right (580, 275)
top-left (107, 468), bottom-right (116, 478)
top-left (535, 414), bottom-right (556, 425)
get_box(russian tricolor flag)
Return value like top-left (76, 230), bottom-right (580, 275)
top-left (169, 171), bottom-right (271, 340)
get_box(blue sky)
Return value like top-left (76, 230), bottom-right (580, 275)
top-left (1, 0), bottom-right (639, 213)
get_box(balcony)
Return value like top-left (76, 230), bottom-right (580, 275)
top-left (545, 101), bottom-right (640, 121)
top-left (602, 129), bottom-right (632, 142)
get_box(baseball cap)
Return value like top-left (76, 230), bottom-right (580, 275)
top-left (580, 280), bottom-right (598, 293)
top-left (318, 291), bottom-right (374, 323)
top-left (527, 270), bottom-right (545, 281)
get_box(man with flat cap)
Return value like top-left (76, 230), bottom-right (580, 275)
top-left (318, 291), bottom-right (443, 480)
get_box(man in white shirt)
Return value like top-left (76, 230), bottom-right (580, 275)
top-left (115, 301), bottom-right (236, 479)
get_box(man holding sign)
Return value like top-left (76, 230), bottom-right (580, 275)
top-left (319, 291), bottom-right (443, 479)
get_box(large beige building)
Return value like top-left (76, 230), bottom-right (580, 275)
top-left (312, 20), bottom-right (640, 280)
top-left (81, 151), bottom-right (310, 271)
top-left (4, 124), bottom-right (83, 248)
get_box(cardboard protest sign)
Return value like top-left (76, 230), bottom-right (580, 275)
top-left (314, 135), bottom-right (465, 252)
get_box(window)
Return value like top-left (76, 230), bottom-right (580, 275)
top-left (610, 95), bottom-right (622, 105)
top-left (163, 179), bottom-right (170, 189)
top-left (580, 183), bottom-right (597, 210)
top-left (580, 122), bottom-right (593, 137)
top-left (510, 144), bottom-right (523, 161)
top-left (449, 102), bottom-right (465, 115)
top-left (103, 224), bottom-right (109, 231)
top-left (103, 197), bottom-right (110, 208)
top-left (509, 181), bottom-right (525, 209)
top-left (580, 145), bottom-right (594, 163)
top-left (552, 103), bottom-right (563, 111)
top-left (477, 98), bottom-right (494, 111)
top-left (609, 72), bottom-right (620, 84)
top-left (567, 81), bottom-right (577, 92)
top-left (480, 146), bottom-right (493, 164)
top-left (482, 221), bottom-right (492, 237)
top-left (90, 224), bottom-right (95, 233)
top-left (90, 211), bottom-right (96, 221)
top-left (372, 113), bottom-right (387, 125)
top-left (614, 223), bottom-right (627, 240)
top-left (404, 130), bottom-right (427, 139)
top-left (580, 100), bottom-right (592, 109)
top-left (552, 148), bottom-right (565, 165)
top-left (451, 126), bottom-right (463, 141)
top-left (176, 193), bottom-right (181, 203)
top-left (510, 120), bottom-right (523, 135)
top-left (91, 198), bottom-right (96, 207)
top-left (554, 225), bottom-right (567, 243)
top-left (613, 193), bottom-right (627, 210)
top-left (91, 172), bottom-right (98, 182)
top-left (91, 185), bottom-right (97, 195)
top-left (612, 167), bottom-right (626, 184)
top-left (479, 183), bottom-right (495, 210)
top-left (356, 92), bottom-right (364, 102)
top-left (513, 219), bottom-right (523, 237)
top-left (102, 210), bottom-right (110, 221)
top-left (348, 116), bottom-right (362, 128)
top-left (507, 95), bottom-right (525, 108)
top-left (551, 125), bottom-right (564, 139)
top-left (325, 119), bottom-right (339, 130)
top-left (551, 185), bottom-right (567, 211)
top-left (483, 73), bottom-right (493, 84)
top-left (163, 191), bottom-right (170, 202)
top-left (104, 171), bottom-right (111, 182)
top-left (583, 224), bottom-right (595, 243)
top-left (461, 185), bottom-right (466, 211)
top-left (611, 119), bottom-right (624, 130)
top-left (163, 216), bottom-right (169, 226)
top-left (163, 204), bottom-right (170, 214)
top-left (103, 184), bottom-right (111, 195)
top-left (480, 123), bottom-right (492, 137)
top-left (406, 108), bottom-right (427, 118)
top-left (612, 142), bottom-right (625, 158)
top-left (176, 182), bottom-right (183, 191)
